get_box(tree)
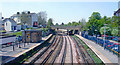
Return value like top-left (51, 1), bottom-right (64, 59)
top-left (89, 12), bottom-right (101, 20)
top-left (100, 26), bottom-right (111, 35)
top-left (85, 12), bottom-right (102, 35)
top-left (111, 27), bottom-right (118, 36)
top-left (71, 21), bottom-right (79, 26)
top-left (20, 12), bottom-right (31, 25)
top-left (47, 18), bottom-right (54, 28)
top-left (80, 18), bottom-right (86, 25)
top-left (68, 22), bottom-right (71, 26)
top-left (38, 11), bottom-right (47, 26)
top-left (55, 23), bottom-right (59, 25)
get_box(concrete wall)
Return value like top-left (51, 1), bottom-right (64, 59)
top-left (22, 30), bottom-right (42, 43)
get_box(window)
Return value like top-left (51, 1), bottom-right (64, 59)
top-left (14, 26), bottom-right (16, 30)
top-left (11, 26), bottom-right (13, 30)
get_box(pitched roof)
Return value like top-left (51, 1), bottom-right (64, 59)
top-left (114, 8), bottom-right (120, 15)
top-left (3, 18), bottom-right (16, 24)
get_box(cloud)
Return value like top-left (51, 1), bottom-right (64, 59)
top-left (0, 0), bottom-right (119, 2)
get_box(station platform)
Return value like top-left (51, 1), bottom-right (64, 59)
top-left (75, 34), bottom-right (119, 65)
top-left (1, 34), bottom-right (52, 64)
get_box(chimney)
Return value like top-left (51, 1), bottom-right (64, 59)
top-left (17, 12), bottom-right (20, 15)
top-left (28, 11), bottom-right (30, 14)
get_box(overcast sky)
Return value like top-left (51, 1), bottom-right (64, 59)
top-left (0, 0), bottom-right (119, 24)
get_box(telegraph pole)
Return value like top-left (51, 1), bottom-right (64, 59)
top-left (103, 24), bottom-right (107, 49)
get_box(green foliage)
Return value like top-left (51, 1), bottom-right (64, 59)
top-left (7, 31), bottom-right (22, 37)
top-left (0, 30), bottom-right (6, 33)
top-left (100, 27), bottom-right (111, 35)
top-left (111, 27), bottom-right (118, 36)
top-left (23, 53), bottom-right (26, 56)
top-left (84, 12), bottom-right (119, 36)
top-left (67, 22), bottom-right (72, 26)
top-left (66, 12), bottom-right (119, 36)
top-left (26, 27), bottom-right (33, 30)
top-left (73, 36), bottom-right (103, 64)
top-left (89, 12), bottom-right (101, 20)
top-left (87, 12), bottom-right (102, 34)
top-left (20, 12), bottom-right (31, 25)
top-left (38, 11), bottom-right (47, 25)
top-left (47, 18), bottom-right (54, 28)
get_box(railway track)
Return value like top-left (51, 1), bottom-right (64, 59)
top-left (71, 36), bottom-right (96, 65)
top-left (26, 35), bottom-right (57, 64)
top-left (66, 36), bottom-right (73, 65)
top-left (50, 36), bottom-right (63, 64)
top-left (25, 34), bottom-right (65, 65)
top-left (42, 36), bottom-right (62, 64)
top-left (24, 34), bottom-right (98, 65)
top-left (61, 37), bottom-right (67, 65)
top-left (35, 35), bottom-right (60, 64)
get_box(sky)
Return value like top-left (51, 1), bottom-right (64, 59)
top-left (0, 0), bottom-right (119, 24)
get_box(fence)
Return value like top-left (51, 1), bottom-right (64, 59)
top-left (81, 31), bottom-right (120, 56)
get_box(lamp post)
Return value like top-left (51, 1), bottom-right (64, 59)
top-left (88, 29), bottom-right (89, 36)
top-left (18, 36), bottom-right (21, 48)
top-left (92, 25), bottom-right (94, 36)
top-left (103, 24), bottom-right (107, 49)
top-left (13, 41), bottom-right (15, 51)
top-left (95, 29), bottom-right (97, 44)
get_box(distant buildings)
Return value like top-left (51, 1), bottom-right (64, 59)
top-left (0, 13), bottom-right (4, 30)
top-left (11, 11), bottom-right (38, 27)
top-left (0, 13), bottom-right (2, 27)
top-left (114, 1), bottom-right (120, 16)
top-left (1, 11), bottom-right (47, 31)
top-left (3, 18), bottom-right (17, 31)
top-left (28, 13), bottom-right (38, 27)
top-left (114, 8), bottom-right (120, 16)
top-left (11, 14), bottom-right (21, 24)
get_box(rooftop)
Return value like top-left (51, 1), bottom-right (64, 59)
top-left (3, 18), bottom-right (16, 23)
top-left (114, 8), bottom-right (120, 15)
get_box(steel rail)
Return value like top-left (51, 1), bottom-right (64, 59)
top-left (61, 37), bottom-right (67, 65)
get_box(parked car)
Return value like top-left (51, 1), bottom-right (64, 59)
top-left (112, 37), bottom-right (120, 42)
